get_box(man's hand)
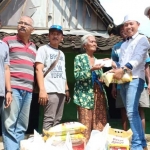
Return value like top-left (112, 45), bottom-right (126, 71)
top-left (65, 90), bottom-right (70, 103)
top-left (111, 84), bottom-right (117, 99)
top-left (5, 92), bottom-right (12, 108)
top-left (111, 68), bottom-right (124, 80)
top-left (38, 90), bottom-right (48, 105)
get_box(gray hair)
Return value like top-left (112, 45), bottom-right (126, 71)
top-left (20, 16), bottom-right (34, 27)
top-left (81, 34), bottom-right (95, 48)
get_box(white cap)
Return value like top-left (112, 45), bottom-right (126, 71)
top-left (123, 14), bottom-right (139, 24)
top-left (144, 6), bottom-right (150, 17)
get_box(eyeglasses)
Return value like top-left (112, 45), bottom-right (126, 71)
top-left (18, 21), bottom-right (32, 27)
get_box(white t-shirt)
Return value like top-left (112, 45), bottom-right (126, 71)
top-left (36, 44), bottom-right (66, 94)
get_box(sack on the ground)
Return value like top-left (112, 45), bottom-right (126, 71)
top-left (101, 71), bottom-right (132, 87)
top-left (107, 135), bottom-right (130, 150)
top-left (44, 133), bottom-right (85, 145)
top-left (107, 128), bottom-right (132, 150)
top-left (43, 122), bottom-right (87, 137)
top-left (108, 128), bottom-right (132, 140)
top-left (21, 131), bottom-right (73, 150)
top-left (45, 132), bottom-right (73, 150)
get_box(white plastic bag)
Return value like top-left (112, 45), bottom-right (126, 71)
top-left (45, 132), bottom-right (73, 150)
top-left (85, 123), bottom-right (110, 150)
top-left (21, 131), bottom-right (73, 150)
top-left (20, 130), bottom-right (45, 150)
top-left (63, 132), bottom-right (73, 150)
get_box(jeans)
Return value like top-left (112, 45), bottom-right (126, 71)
top-left (120, 78), bottom-right (147, 150)
top-left (2, 88), bottom-right (32, 150)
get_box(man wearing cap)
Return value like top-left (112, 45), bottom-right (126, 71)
top-left (111, 15), bottom-right (150, 150)
top-left (144, 6), bottom-right (150, 19)
top-left (35, 25), bottom-right (70, 130)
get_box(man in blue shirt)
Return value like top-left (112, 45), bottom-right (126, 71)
top-left (0, 40), bottom-right (12, 111)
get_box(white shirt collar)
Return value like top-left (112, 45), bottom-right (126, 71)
top-left (132, 32), bottom-right (139, 39)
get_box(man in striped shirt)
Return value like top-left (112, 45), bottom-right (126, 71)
top-left (2, 16), bottom-right (36, 150)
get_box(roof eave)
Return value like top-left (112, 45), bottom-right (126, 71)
top-left (85, 0), bottom-right (115, 31)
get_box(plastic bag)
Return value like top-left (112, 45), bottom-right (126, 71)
top-left (21, 131), bottom-right (73, 150)
top-left (85, 123), bottom-right (110, 150)
top-left (20, 130), bottom-right (45, 150)
top-left (43, 122), bottom-right (87, 137)
top-left (101, 71), bottom-right (132, 87)
top-left (44, 133), bottom-right (85, 144)
top-left (45, 132), bottom-right (73, 150)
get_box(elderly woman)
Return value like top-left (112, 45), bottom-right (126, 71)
top-left (73, 34), bottom-right (107, 142)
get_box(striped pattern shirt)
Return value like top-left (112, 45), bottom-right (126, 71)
top-left (3, 35), bottom-right (36, 92)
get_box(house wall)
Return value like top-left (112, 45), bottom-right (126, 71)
top-left (0, 0), bottom-right (106, 31)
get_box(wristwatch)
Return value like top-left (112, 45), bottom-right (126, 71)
top-left (6, 90), bottom-right (13, 94)
top-left (121, 67), bottom-right (127, 74)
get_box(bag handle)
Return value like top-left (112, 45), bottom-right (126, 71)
top-left (44, 51), bottom-right (60, 77)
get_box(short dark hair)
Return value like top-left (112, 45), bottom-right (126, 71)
top-left (116, 24), bottom-right (123, 36)
top-left (49, 29), bottom-right (63, 34)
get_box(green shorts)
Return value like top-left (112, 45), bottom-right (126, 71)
top-left (116, 88), bottom-right (150, 108)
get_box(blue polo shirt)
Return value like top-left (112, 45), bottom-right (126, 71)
top-left (0, 40), bottom-right (9, 97)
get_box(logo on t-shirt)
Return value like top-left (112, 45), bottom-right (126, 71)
top-left (50, 54), bottom-right (65, 79)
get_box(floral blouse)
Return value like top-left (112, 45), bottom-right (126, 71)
top-left (73, 53), bottom-right (106, 109)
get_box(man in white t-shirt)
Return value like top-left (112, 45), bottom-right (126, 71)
top-left (35, 25), bottom-right (70, 130)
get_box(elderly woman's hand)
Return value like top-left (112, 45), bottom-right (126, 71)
top-left (112, 61), bottom-right (117, 69)
top-left (91, 64), bottom-right (104, 71)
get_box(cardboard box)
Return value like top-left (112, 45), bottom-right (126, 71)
top-left (107, 136), bottom-right (129, 150)
top-left (108, 128), bottom-right (132, 140)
